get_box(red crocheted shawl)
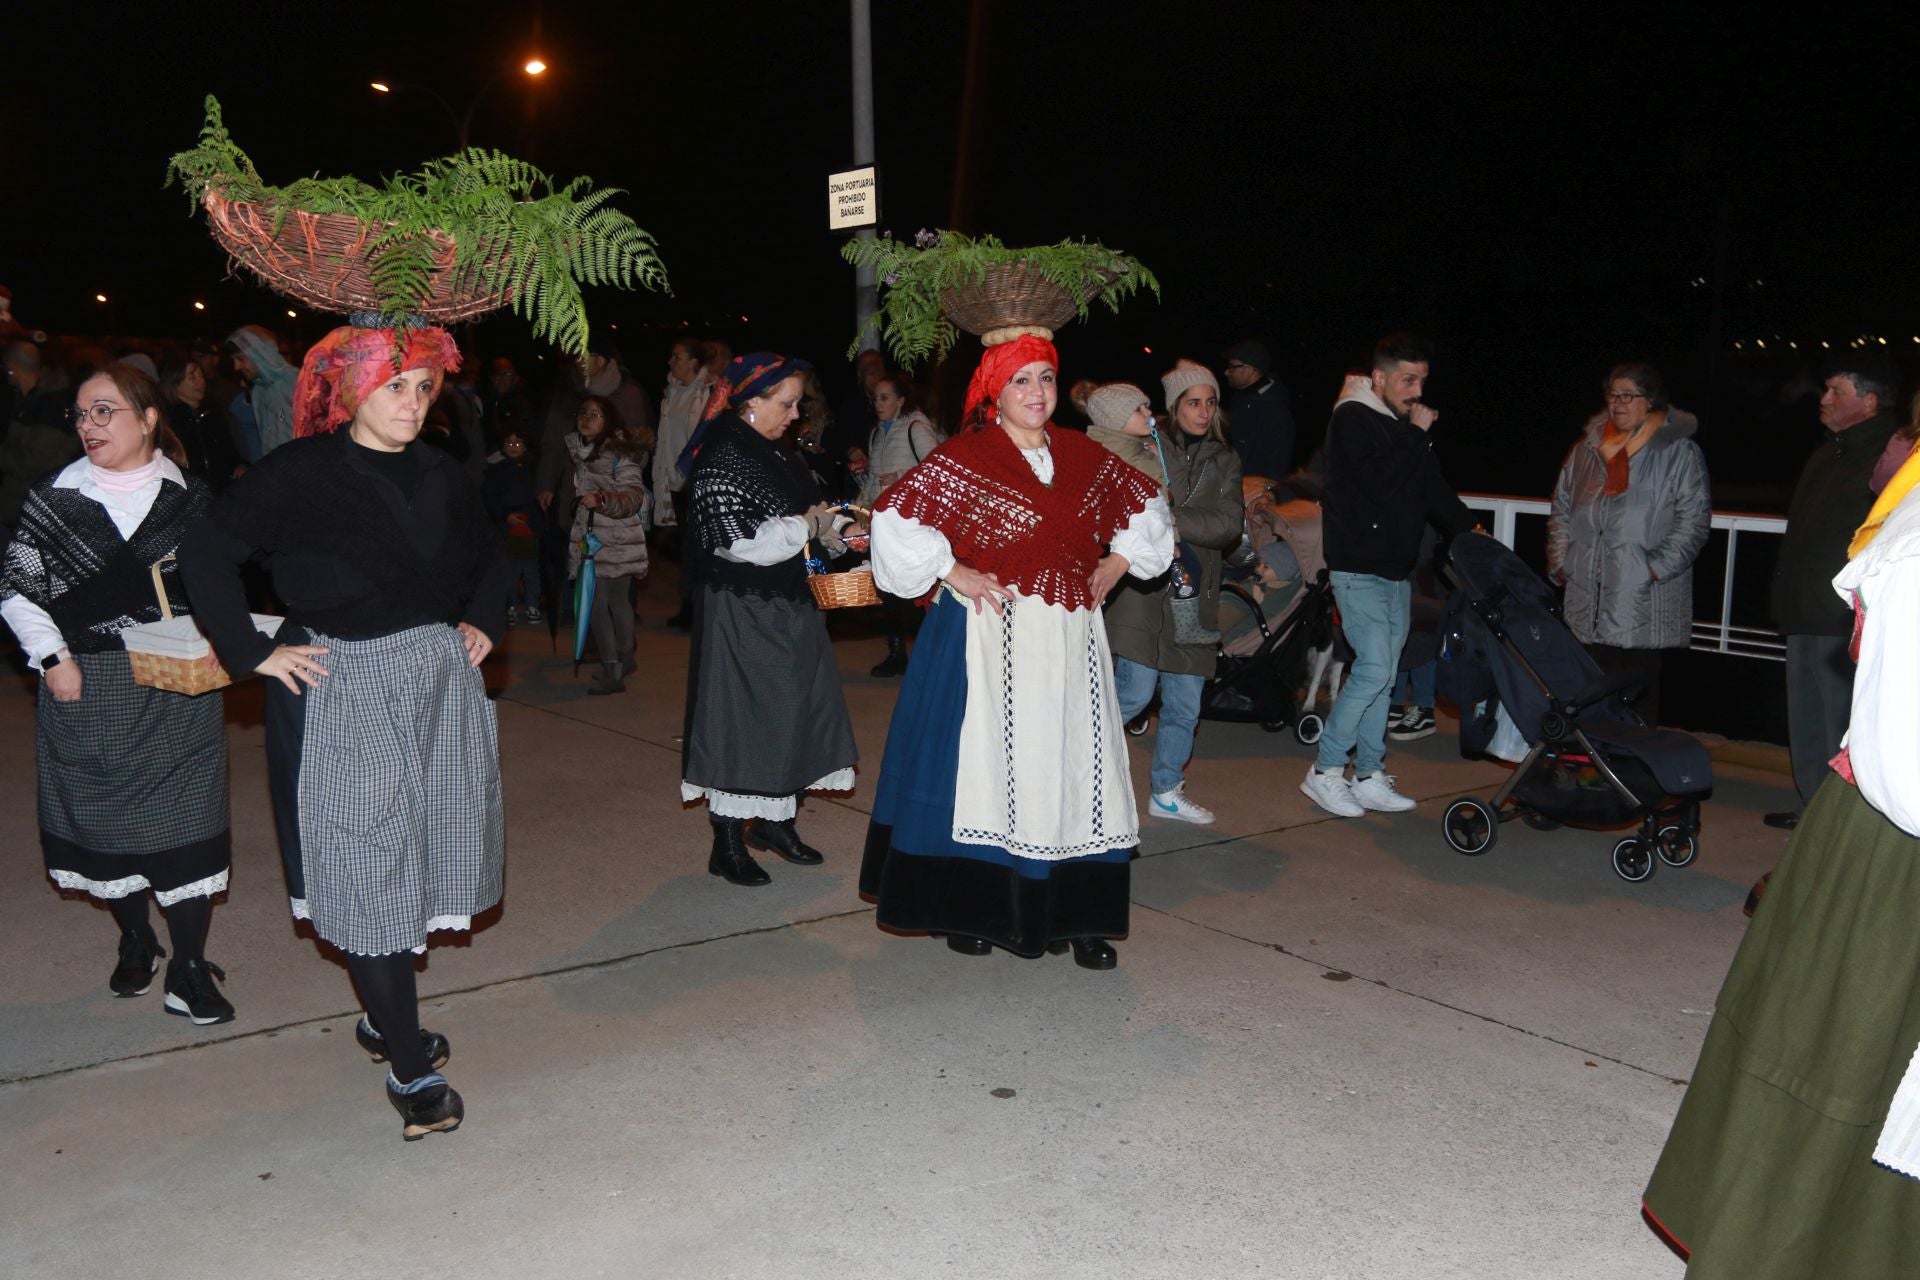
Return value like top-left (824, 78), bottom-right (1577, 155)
top-left (877, 424), bottom-right (1158, 610)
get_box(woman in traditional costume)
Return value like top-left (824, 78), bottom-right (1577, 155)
top-left (858, 334), bottom-right (1174, 969)
top-left (1642, 441), bottom-right (1920, 1274)
top-left (180, 321), bottom-right (509, 1140)
top-left (680, 353), bottom-right (859, 887)
top-left (0, 365), bottom-right (234, 1023)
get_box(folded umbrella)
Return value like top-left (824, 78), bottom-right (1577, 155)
top-left (572, 514), bottom-right (602, 673)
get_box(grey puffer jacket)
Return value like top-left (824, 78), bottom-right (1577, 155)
top-left (1547, 409), bottom-right (1710, 650)
top-left (567, 434), bottom-right (651, 580)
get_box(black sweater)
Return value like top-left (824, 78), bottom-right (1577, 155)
top-left (1321, 396), bottom-right (1474, 580)
top-left (179, 430), bottom-right (509, 674)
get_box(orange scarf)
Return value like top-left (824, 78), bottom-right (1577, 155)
top-left (1596, 411), bottom-right (1664, 496)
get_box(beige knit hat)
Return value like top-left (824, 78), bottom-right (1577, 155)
top-left (1160, 358), bottom-right (1219, 411)
top-left (1087, 382), bottom-right (1150, 433)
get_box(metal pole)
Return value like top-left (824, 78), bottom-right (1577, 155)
top-left (851, 0), bottom-right (879, 352)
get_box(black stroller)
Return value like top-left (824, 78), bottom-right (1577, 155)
top-left (1200, 568), bottom-right (1341, 744)
top-left (1436, 533), bottom-right (1711, 883)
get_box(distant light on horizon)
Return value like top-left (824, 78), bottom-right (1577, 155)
top-left (1143, 346), bottom-right (1153, 355)
top-left (287, 310), bottom-right (298, 319)
top-left (94, 293), bottom-right (107, 303)
top-left (524, 59), bottom-right (547, 76)
top-left (370, 81), bottom-right (391, 93)
top-left (193, 301), bottom-right (205, 311)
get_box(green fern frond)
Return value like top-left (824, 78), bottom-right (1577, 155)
top-left (840, 230), bottom-right (1157, 369)
top-left (166, 96), bottom-right (669, 356)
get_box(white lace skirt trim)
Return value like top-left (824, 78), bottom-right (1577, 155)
top-left (682, 769), bottom-right (856, 820)
top-left (49, 868), bottom-right (229, 903)
top-left (289, 899), bottom-right (470, 956)
top-left (155, 871), bottom-right (230, 906)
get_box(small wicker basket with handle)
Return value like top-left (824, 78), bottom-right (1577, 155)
top-left (123, 554), bottom-right (234, 695)
top-left (804, 505), bottom-right (883, 609)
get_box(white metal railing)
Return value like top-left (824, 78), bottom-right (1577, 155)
top-left (1459, 493), bottom-right (1790, 662)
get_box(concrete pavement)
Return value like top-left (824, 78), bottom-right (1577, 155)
top-left (2, 574), bottom-right (1787, 1277)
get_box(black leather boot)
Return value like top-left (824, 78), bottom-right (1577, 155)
top-left (745, 815), bottom-right (825, 865)
top-left (870, 635), bottom-right (908, 677)
top-left (708, 817), bottom-right (770, 886)
top-left (1070, 938), bottom-right (1117, 970)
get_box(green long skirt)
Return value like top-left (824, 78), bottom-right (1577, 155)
top-left (1644, 775), bottom-right (1920, 1277)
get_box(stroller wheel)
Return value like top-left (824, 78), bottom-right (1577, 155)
top-left (1655, 824), bottom-right (1698, 868)
top-left (1125, 712), bottom-right (1152, 737)
top-left (1293, 713), bottom-right (1325, 746)
top-left (1442, 798), bottom-right (1498, 856)
top-left (1521, 812), bottom-right (1563, 832)
top-left (1612, 837), bottom-right (1656, 883)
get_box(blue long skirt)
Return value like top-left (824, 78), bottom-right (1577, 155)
top-left (857, 594), bottom-right (1132, 957)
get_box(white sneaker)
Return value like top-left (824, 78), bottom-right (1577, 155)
top-left (1350, 771), bottom-right (1418, 812)
top-left (1300, 766), bottom-right (1365, 817)
top-left (1150, 786), bottom-right (1216, 824)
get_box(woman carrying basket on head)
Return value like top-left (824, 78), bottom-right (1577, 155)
top-left (179, 321), bottom-right (511, 1141)
top-left (0, 364), bottom-right (235, 1025)
top-left (859, 334), bottom-right (1174, 970)
top-left (680, 353), bottom-right (860, 888)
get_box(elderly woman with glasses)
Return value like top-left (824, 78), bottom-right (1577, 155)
top-left (0, 364), bottom-right (235, 1026)
top-left (1546, 362), bottom-right (1710, 725)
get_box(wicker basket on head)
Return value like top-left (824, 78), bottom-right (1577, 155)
top-left (204, 188), bottom-right (513, 321)
top-left (940, 261), bottom-right (1117, 345)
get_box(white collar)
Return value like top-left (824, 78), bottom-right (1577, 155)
top-left (52, 455), bottom-right (188, 491)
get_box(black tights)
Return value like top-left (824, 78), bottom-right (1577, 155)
top-left (108, 893), bottom-right (211, 963)
top-left (346, 952), bottom-right (432, 1083)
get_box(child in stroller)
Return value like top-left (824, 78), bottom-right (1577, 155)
top-left (1437, 531), bottom-right (1711, 882)
top-left (1200, 482), bottom-right (1347, 743)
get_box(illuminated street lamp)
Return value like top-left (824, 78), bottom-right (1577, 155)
top-left (370, 59), bottom-right (549, 151)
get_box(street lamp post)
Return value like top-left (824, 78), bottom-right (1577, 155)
top-left (850, 0), bottom-right (878, 352)
top-left (372, 59), bottom-right (547, 152)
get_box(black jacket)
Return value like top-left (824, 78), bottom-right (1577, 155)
top-left (1225, 377), bottom-right (1297, 484)
top-left (167, 400), bottom-right (241, 492)
top-left (1321, 390), bottom-right (1473, 580)
top-left (1770, 409), bottom-right (1901, 635)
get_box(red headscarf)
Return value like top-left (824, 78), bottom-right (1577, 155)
top-left (963, 333), bottom-right (1060, 422)
top-left (293, 325), bottom-right (463, 437)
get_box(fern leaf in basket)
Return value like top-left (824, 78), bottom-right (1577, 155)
top-left (841, 230), bottom-right (1158, 370)
top-left (167, 96), bottom-right (669, 354)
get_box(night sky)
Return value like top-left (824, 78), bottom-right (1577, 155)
top-left (7, 0), bottom-right (1918, 503)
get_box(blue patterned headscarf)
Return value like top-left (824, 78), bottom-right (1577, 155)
top-left (722, 352), bottom-right (812, 411)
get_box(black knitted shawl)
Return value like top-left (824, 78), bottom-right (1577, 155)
top-left (1, 470), bottom-right (212, 653)
top-left (686, 412), bottom-right (820, 601)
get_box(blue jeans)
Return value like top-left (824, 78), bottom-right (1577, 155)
top-left (1318, 571), bottom-right (1412, 776)
top-left (1113, 657), bottom-right (1204, 796)
top-left (1394, 658), bottom-right (1436, 708)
